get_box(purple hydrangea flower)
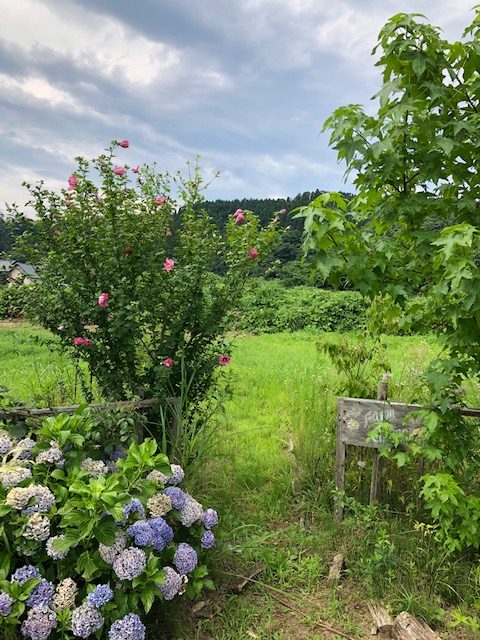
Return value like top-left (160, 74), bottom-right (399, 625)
top-left (178, 494), bottom-right (203, 527)
top-left (27, 579), bottom-right (55, 608)
top-left (10, 565), bottom-right (41, 585)
top-left (108, 613), bottom-right (145, 640)
top-left (159, 566), bottom-right (182, 601)
top-left (148, 518), bottom-right (174, 549)
top-left (173, 543), bottom-right (198, 574)
top-left (112, 547), bottom-right (146, 581)
top-left (123, 498), bottom-right (145, 521)
top-left (0, 592), bottom-right (14, 616)
top-left (201, 530), bottom-right (216, 549)
top-left (17, 437), bottom-right (36, 460)
top-left (109, 445), bottom-right (126, 462)
top-left (21, 605), bottom-right (57, 640)
top-left (86, 584), bottom-right (113, 608)
top-left (201, 508), bottom-right (218, 529)
top-left (71, 603), bottom-right (104, 638)
top-left (169, 464), bottom-right (184, 485)
top-left (163, 487), bottom-right (186, 510)
top-left (127, 521), bottom-right (154, 547)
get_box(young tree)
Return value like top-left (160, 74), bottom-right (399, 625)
top-left (298, 11), bottom-right (480, 551)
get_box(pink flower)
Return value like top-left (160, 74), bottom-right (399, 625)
top-left (218, 355), bottom-right (231, 366)
top-left (273, 216), bottom-right (279, 223)
top-left (132, 165), bottom-right (140, 174)
top-left (163, 258), bottom-right (175, 272)
top-left (96, 191), bottom-right (103, 201)
top-left (234, 209), bottom-right (243, 216)
top-left (234, 212), bottom-right (245, 224)
top-left (165, 229), bottom-right (172, 237)
top-left (119, 139), bottom-right (129, 148)
top-left (155, 195), bottom-right (166, 206)
top-left (113, 166), bottom-right (126, 176)
top-left (73, 337), bottom-right (92, 347)
top-left (279, 208), bottom-right (287, 214)
top-left (124, 245), bottom-right (133, 256)
top-left (67, 175), bottom-right (78, 189)
top-left (249, 247), bottom-right (259, 259)
top-left (163, 358), bottom-right (174, 367)
top-left (98, 293), bottom-right (110, 308)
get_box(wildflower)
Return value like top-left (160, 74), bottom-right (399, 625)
top-left (10, 564), bottom-right (41, 585)
top-left (163, 258), bottom-right (175, 272)
top-left (163, 487), bottom-right (187, 510)
top-left (46, 535), bottom-right (68, 560)
top-left (52, 578), bottom-right (77, 611)
top-left (162, 357), bottom-right (173, 367)
top-left (113, 166), bottom-right (126, 176)
top-left (218, 355), bottom-right (231, 366)
top-left (108, 613), bottom-right (145, 640)
top-left (86, 584), bottom-right (113, 608)
top-left (80, 458), bottom-right (107, 478)
top-left (0, 592), bottom-right (14, 616)
top-left (159, 567), bottom-right (182, 601)
top-left (201, 508), bottom-right (218, 529)
top-left (118, 140), bottom-right (129, 148)
top-left (113, 547), bottom-right (146, 581)
top-left (68, 175), bottom-right (78, 189)
top-left (98, 293), bottom-right (110, 308)
top-left (131, 165), bottom-right (139, 174)
top-left (23, 514), bottom-right (50, 542)
top-left (127, 521), bottom-right (154, 547)
top-left (99, 531), bottom-right (128, 565)
top-left (249, 247), bottom-right (259, 259)
top-left (155, 195), bottom-right (166, 205)
top-left (178, 494), bottom-right (203, 527)
top-left (123, 498), bottom-right (145, 521)
top-left (21, 605), bottom-right (57, 640)
top-left (173, 543), bottom-right (198, 574)
top-left (71, 603), bottom-right (104, 638)
top-left (147, 493), bottom-right (172, 517)
top-left (27, 579), bottom-right (55, 608)
top-left (201, 530), bottom-right (215, 549)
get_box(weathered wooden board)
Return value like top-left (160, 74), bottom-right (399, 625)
top-left (338, 397), bottom-right (422, 449)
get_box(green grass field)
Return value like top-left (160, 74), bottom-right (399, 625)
top-left (1, 323), bottom-right (477, 639)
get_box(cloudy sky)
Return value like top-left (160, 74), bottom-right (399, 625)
top-left (0, 0), bottom-right (476, 208)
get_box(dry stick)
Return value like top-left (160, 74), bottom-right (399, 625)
top-left (222, 571), bottom-right (356, 640)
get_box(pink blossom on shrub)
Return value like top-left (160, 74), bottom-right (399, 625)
top-left (132, 165), bottom-right (140, 174)
top-left (73, 337), bottom-right (92, 347)
top-left (118, 140), bottom-right (129, 148)
top-left (155, 195), bottom-right (166, 206)
top-left (162, 358), bottom-right (173, 367)
top-left (113, 166), bottom-right (126, 176)
top-left (163, 258), bottom-right (175, 272)
top-left (279, 208), bottom-right (286, 214)
top-left (249, 248), bottom-right (259, 259)
top-left (218, 355), bottom-right (231, 366)
top-left (98, 293), bottom-right (110, 308)
top-left (124, 245), bottom-right (133, 256)
top-left (67, 175), bottom-right (78, 189)
top-left (234, 209), bottom-right (245, 224)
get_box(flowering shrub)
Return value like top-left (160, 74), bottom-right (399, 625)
top-left (19, 141), bottom-right (280, 448)
top-left (0, 410), bottom-right (218, 639)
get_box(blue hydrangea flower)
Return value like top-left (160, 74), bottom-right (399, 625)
top-left (148, 518), bottom-right (174, 549)
top-left (159, 566), bottom-right (182, 601)
top-left (10, 565), bottom-right (41, 585)
top-left (71, 603), bottom-right (104, 638)
top-left (201, 530), bottom-right (216, 549)
top-left (109, 445), bottom-right (126, 462)
top-left (0, 592), bottom-right (14, 616)
top-left (21, 605), bottom-right (57, 640)
top-left (86, 584), bottom-right (113, 609)
top-left (108, 613), bottom-right (145, 640)
top-left (169, 464), bottom-right (184, 485)
top-left (112, 547), bottom-right (146, 581)
top-left (27, 579), bottom-right (55, 608)
top-left (127, 521), bottom-right (154, 547)
top-left (173, 543), bottom-right (198, 574)
top-left (201, 508), bottom-right (218, 529)
top-left (163, 487), bottom-right (186, 510)
top-left (123, 498), bottom-right (145, 521)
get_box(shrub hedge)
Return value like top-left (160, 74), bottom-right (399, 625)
top-left (0, 285), bottom-right (33, 320)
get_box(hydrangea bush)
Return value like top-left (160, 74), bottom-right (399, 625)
top-left (0, 410), bottom-right (218, 639)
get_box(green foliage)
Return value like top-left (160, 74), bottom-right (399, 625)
top-left (0, 286), bottom-right (33, 320)
top-left (18, 143), bottom-right (279, 448)
top-left (234, 279), bottom-right (367, 333)
top-left (298, 10), bottom-right (480, 554)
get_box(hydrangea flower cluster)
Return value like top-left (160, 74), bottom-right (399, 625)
top-left (52, 578), bottom-right (77, 611)
top-left (0, 592), bottom-right (14, 617)
top-left (71, 603), bottom-right (104, 638)
top-left (159, 566), bottom-right (183, 601)
top-left (26, 579), bottom-right (55, 608)
top-left (23, 514), bottom-right (50, 542)
top-left (80, 458), bottom-right (107, 478)
top-left (6, 485), bottom-right (55, 513)
top-left (112, 547), bottom-right (146, 580)
top-left (108, 613), bottom-right (145, 640)
top-left (123, 498), bottom-right (145, 521)
top-left (163, 486), bottom-right (187, 510)
top-left (86, 584), bottom-right (113, 608)
top-left (99, 531), bottom-right (128, 565)
top-left (35, 442), bottom-right (64, 467)
top-left (173, 543), bottom-right (198, 574)
top-left (46, 535), bottom-right (68, 560)
top-left (21, 605), bottom-right (57, 640)
top-left (146, 492), bottom-right (172, 517)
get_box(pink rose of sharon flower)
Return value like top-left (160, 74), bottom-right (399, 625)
top-left (113, 166), bottom-right (125, 176)
top-left (234, 209), bottom-right (245, 224)
top-left (218, 355), bottom-right (231, 366)
top-left (98, 293), bottom-right (110, 308)
top-left (155, 195), bottom-right (166, 206)
top-left (73, 337), bottom-right (92, 347)
top-left (163, 358), bottom-right (174, 367)
top-left (163, 258), bottom-right (175, 272)
top-left (67, 175), bottom-right (78, 189)
top-left (249, 248), bottom-right (259, 259)
top-left (119, 139), bottom-right (129, 148)
top-left (279, 208), bottom-right (287, 214)
top-left (132, 166), bottom-right (140, 174)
